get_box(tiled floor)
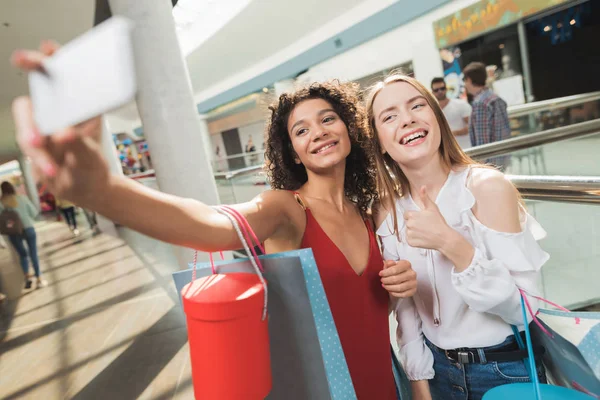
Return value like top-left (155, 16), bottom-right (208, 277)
top-left (0, 219), bottom-right (195, 400)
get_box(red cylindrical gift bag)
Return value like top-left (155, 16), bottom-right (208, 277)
top-left (182, 273), bottom-right (271, 400)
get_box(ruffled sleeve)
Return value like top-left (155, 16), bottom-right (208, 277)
top-left (451, 211), bottom-right (549, 325)
top-left (393, 298), bottom-right (435, 381)
top-left (378, 207), bottom-right (435, 381)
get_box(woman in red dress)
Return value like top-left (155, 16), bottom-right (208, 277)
top-left (12, 42), bottom-right (416, 398)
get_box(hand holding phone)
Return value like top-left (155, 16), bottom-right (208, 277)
top-left (12, 41), bottom-right (112, 207)
top-left (28, 16), bottom-right (137, 135)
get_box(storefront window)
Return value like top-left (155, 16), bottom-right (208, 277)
top-left (525, 0), bottom-right (598, 101)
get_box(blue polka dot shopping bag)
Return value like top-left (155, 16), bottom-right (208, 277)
top-left (172, 206), bottom-right (357, 400)
top-left (484, 290), bottom-right (598, 399)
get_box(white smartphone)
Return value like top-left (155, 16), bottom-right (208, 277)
top-left (29, 16), bottom-right (137, 135)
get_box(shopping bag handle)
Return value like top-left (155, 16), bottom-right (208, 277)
top-left (519, 294), bottom-right (542, 400)
top-left (519, 289), bottom-right (581, 339)
top-left (217, 206), bottom-right (265, 274)
top-left (191, 207), bottom-right (268, 320)
top-left (220, 205), bottom-right (265, 254)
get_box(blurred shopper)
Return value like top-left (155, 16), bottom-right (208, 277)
top-left (56, 198), bottom-right (79, 236)
top-left (0, 181), bottom-right (46, 289)
top-left (431, 77), bottom-right (472, 149)
top-left (463, 62), bottom-right (511, 169)
top-left (83, 209), bottom-right (101, 235)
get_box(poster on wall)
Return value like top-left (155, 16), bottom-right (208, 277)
top-left (440, 46), bottom-right (467, 100)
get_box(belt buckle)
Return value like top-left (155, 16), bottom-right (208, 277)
top-left (445, 350), bottom-right (474, 364)
top-left (457, 351), bottom-right (473, 364)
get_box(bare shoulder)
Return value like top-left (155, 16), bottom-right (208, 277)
top-left (253, 189), bottom-right (306, 223)
top-left (469, 167), bottom-right (518, 203)
top-left (254, 189), bottom-right (300, 212)
top-left (468, 167), bottom-right (521, 232)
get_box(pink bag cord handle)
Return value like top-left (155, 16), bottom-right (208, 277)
top-left (217, 206), bottom-right (265, 273)
top-left (190, 206), bottom-right (268, 320)
top-left (220, 205), bottom-right (265, 254)
top-left (519, 289), bottom-right (580, 339)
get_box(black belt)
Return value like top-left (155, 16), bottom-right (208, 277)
top-left (444, 346), bottom-right (545, 364)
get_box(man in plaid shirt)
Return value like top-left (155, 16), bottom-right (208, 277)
top-left (463, 62), bottom-right (511, 169)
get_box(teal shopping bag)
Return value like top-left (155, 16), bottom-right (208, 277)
top-left (532, 308), bottom-right (600, 397)
top-left (483, 291), bottom-right (595, 400)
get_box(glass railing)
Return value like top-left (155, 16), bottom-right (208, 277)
top-left (504, 131), bottom-right (600, 176)
top-left (465, 119), bottom-right (600, 176)
top-left (215, 169), bottom-right (269, 204)
top-left (508, 91), bottom-right (600, 137)
top-left (212, 150), bottom-right (265, 172)
top-left (525, 198), bottom-right (599, 309)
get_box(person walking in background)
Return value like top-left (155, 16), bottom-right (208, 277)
top-left (83, 209), bottom-right (101, 235)
top-left (245, 135), bottom-right (259, 166)
top-left (463, 62), bottom-right (512, 169)
top-left (431, 77), bottom-right (472, 149)
top-left (56, 198), bottom-right (79, 236)
top-left (0, 181), bottom-right (46, 289)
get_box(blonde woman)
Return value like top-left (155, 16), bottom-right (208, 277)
top-left (365, 75), bottom-right (548, 400)
top-left (1, 181), bottom-right (45, 289)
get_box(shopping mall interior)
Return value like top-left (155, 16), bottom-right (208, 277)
top-left (0, 0), bottom-right (599, 399)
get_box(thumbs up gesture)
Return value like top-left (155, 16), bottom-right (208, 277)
top-left (404, 186), bottom-right (453, 251)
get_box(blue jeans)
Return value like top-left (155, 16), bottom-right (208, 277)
top-left (425, 334), bottom-right (546, 400)
top-left (8, 227), bottom-right (41, 278)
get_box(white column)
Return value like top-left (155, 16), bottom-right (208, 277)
top-left (95, 118), bottom-right (123, 238)
top-left (108, 0), bottom-right (220, 268)
top-left (17, 156), bottom-right (40, 211)
top-left (198, 114), bottom-right (217, 180)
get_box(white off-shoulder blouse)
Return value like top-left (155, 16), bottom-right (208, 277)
top-left (377, 166), bottom-right (549, 380)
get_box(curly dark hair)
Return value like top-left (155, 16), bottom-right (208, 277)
top-left (264, 80), bottom-right (378, 215)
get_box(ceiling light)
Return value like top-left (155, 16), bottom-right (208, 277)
top-left (499, 44), bottom-right (505, 49)
top-left (262, 87), bottom-right (269, 93)
top-left (570, 19), bottom-right (576, 26)
top-left (544, 25), bottom-right (551, 32)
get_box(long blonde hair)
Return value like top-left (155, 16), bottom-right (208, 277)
top-left (364, 74), bottom-right (481, 236)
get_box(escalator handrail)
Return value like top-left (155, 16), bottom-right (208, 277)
top-left (507, 91), bottom-right (600, 118)
top-left (465, 119), bottom-right (600, 160)
top-left (508, 175), bottom-right (600, 205)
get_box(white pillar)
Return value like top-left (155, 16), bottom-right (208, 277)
top-left (17, 156), bottom-right (40, 211)
top-left (108, 0), bottom-right (220, 268)
top-left (198, 114), bottom-right (217, 180)
top-left (95, 118), bottom-right (123, 238)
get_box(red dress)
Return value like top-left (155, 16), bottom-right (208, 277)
top-left (299, 203), bottom-right (397, 399)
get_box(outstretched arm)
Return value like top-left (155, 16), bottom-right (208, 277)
top-left (11, 43), bottom-right (293, 252)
